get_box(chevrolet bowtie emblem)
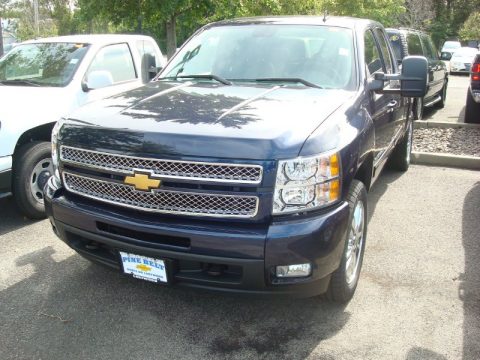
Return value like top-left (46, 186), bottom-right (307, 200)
top-left (124, 172), bottom-right (161, 191)
top-left (136, 264), bottom-right (152, 272)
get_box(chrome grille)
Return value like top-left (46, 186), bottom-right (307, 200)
top-left (62, 172), bottom-right (259, 218)
top-left (60, 146), bottom-right (262, 184)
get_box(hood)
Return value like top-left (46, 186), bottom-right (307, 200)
top-left (64, 81), bottom-right (353, 160)
top-left (0, 85), bottom-right (75, 122)
top-left (0, 85), bottom-right (79, 156)
top-left (452, 55), bottom-right (475, 63)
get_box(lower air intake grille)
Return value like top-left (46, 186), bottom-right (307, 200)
top-left (62, 172), bottom-right (259, 218)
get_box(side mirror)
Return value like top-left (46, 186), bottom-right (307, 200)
top-left (82, 70), bottom-right (114, 92)
top-left (368, 56), bottom-right (428, 98)
top-left (148, 66), bottom-right (162, 80)
top-left (400, 56), bottom-right (428, 97)
top-left (440, 52), bottom-right (452, 61)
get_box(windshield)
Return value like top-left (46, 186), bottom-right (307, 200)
top-left (443, 41), bottom-right (461, 50)
top-left (452, 48), bottom-right (478, 57)
top-left (0, 42), bottom-right (90, 87)
top-left (160, 25), bottom-right (356, 90)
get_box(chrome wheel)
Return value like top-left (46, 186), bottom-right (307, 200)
top-left (406, 121), bottom-right (413, 164)
top-left (29, 157), bottom-right (53, 204)
top-left (415, 98), bottom-right (423, 120)
top-left (345, 200), bottom-right (365, 285)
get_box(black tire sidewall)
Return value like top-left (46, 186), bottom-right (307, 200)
top-left (389, 120), bottom-right (412, 172)
top-left (438, 81), bottom-right (447, 108)
top-left (13, 141), bottom-right (52, 219)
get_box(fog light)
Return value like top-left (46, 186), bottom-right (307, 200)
top-left (276, 263), bottom-right (311, 278)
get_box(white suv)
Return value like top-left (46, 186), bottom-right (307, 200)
top-left (0, 34), bottom-right (166, 218)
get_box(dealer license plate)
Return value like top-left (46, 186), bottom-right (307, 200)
top-left (119, 252), bottom-right (168, 283)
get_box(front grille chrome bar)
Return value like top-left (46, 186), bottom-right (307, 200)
top-left (60, 146), bottom-right (263, 184)
top-left (62, 172), bottom-right (259, 218)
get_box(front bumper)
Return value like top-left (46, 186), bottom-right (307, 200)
top-left (45, 176), bottom-right (349, 297)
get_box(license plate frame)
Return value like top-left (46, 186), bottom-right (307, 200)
top-left (119, 251), bottom-right (169, 284)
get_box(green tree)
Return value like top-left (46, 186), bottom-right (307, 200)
top-left (427, 0), bottom-right (480, 46)
top-left (459, 11), bottom-right (480, 40)
top-left (322, 0), bottom-right (405, 26)
top-left (74, 0), bottom-right (408, 58)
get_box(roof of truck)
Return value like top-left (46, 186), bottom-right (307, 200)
top-left (208, 16), bottom-right (381, 30)
top-left (20, 34), bottom-right (155, 46)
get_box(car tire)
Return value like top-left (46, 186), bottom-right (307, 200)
top-left (13, 141), bottom-right (53, 219)
top-left (413, 97), bottom-right (423, 120)
top-left (437, 80), bottom-right (447, 109)
top-left (326, 180), bottom-right (367, 304)
top-left (465, 90), bottom-right (480, 124)
top-left (389, 120), bottom-right (413, 172)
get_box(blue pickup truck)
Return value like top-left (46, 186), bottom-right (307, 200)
top-left (45, 16), bottom-right (427, 303)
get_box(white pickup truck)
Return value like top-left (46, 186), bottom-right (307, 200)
top-left (0, 34), bottom-right (166, 218)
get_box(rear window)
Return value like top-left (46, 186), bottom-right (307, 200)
top-left (388, 33), bottom-right (403, 60)
top-left (407, 34), bottom-right (424, 56)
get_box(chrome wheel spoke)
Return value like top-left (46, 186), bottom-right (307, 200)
top-left (345, 200), bottom-right (365, 285)
top-left (406, 122), bottom-right (413, 163)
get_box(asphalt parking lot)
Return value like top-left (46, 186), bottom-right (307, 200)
top-left (424, 74), bottom-right (469, 123)
top-left (0, 165), bottom-right (479, 360)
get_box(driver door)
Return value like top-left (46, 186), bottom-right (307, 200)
top-left (364, 29), bottom-right (401, 166)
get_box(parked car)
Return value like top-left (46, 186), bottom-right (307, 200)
top-left (45, 17), bottom-right (427, 302)
top-left (387, 28), bottom-right (448, 120)
top-left (441, 40), bottom-right (462, 54)
top-left (465, 53), bottom-right (480, 123)
top-left (0, 34), bottom-right (166, 219)
top-left (449, 47), bottom-right (478, 74)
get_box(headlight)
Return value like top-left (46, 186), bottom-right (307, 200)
top-left (51, 119), bottom-right (64, 180)
top-left (273, 152), bottom-right (341, 215)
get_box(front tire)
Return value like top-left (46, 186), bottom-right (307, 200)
top-left (413, 97), bottom-right (424, 120)
top-left (13, 141), bottom-right (53, 219)
top-left (389, 120), bottom-right (413, 172)
top-left (465, 90), bottom-right (480, 124)
top-left (437, 80), bottom-right (447, 109)
top-left (326, 180), bottom-right (367, 303)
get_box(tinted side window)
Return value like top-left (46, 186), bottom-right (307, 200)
top-left (365, 30), bottom-right (383, 75)
top-left (375, 28), bottom-right (393, 73)
top-left (407, 33), bottom-right (424, 56)
top-left (420, 35), bottom-right (433, 59)
top-left (422, 35), bottom-right (438, 60)
top-left (388, 32), bottom-right (403, 60)
top-left (87, 43), bottom-right (136, 84)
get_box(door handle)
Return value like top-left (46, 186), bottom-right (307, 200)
top-left (387, 100), bottom-right (398, 113)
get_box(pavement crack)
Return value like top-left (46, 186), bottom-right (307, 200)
top-left (38, 311), bottom-right (72, 323)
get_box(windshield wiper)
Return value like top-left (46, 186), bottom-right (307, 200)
top-left (0, 79), bottom-right (42, 87)
top-left (253, 78), bottom-right (323, 89)
top-left (159, 74), bottom-right (232, 86)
